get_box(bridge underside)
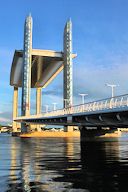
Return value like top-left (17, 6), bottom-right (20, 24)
top-left (10, 49), bottom-right (76, 88)
top-left (15, 110), bottom-right (128, 128)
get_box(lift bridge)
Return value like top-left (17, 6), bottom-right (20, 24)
top-left (15, 94), bottom-right (128, 128)
top-left (10, 15), bottom-right (128, 135)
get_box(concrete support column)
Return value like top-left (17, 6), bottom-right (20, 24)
top-left (36, 88), bottom-right (41, 114)
top-left (64, 116), bottom-right (74, 132)
top-left (12, 87), bottom-right (18, 132)
top-left (36, 88), bottom-right (42, 131)
top-left (80, 126), bottom-right (106, 142)
top-left (64, 126), bottom-right (74, 132)
top-left (80, 126), bottom-right (120, 141)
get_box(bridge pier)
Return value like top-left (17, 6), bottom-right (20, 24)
top-left (64, 126), bottom-right (74, 132)
top-left (35, 88), bottom-right (42, 131)
top-left (80, 126), bottom-right (120, 141)
top-left (12, 87), bottom-right (19, 132)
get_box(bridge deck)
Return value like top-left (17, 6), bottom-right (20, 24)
top-left (15, 94), bottom-right (128, 128)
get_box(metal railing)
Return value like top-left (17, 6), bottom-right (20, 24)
top-left (42, 94), bottom-right (128, 117)
top-left (16, 94), bottom-right (128, 120)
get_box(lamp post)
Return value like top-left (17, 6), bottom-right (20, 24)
top-left (52, 103), bottom-right (57, 111)
top-left (105, 83), bottom-right (119, 97)
top-left (44, 105), bottom-right (49, 113)
top-left (79, 93), bottom-right (88, 105)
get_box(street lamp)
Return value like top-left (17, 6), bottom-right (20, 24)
top-left (105, 83), bottom-right (119, 97)
top-left (79, 93), bottom-right (88, 104)
top-left (44, 105), bottom-right (49, 113)
top-left (52, 103), bottom-right (57, 111)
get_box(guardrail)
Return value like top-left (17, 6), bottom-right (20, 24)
top-left (16, 94), bottom-right (128, 120)
top-left (42, 94), bottom-right (128, 117)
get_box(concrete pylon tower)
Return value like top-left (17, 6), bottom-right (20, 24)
top-left (63, 19), bottom-right (73, 108)
top-left (21, 14), bottom-right (32, 132)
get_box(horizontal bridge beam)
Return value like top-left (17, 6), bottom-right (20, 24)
top-left (32, 49), bottom-right (77, 58)
top-left (14, 94), bottom-right (128, 127)
top-left (14, 110), bottom-right (128, 128)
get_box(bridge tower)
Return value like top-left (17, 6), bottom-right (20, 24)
top-left (11, 16), bottom-right (77, 134)
top-left (63, 19), bottom-right (74, 132)
top-left (63, 19), bottom-right (73, 108)
top-left (21, 14), bottom-right (32, 132)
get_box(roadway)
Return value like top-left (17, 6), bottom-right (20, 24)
top-left (15, 94), bottom-right (128, 128)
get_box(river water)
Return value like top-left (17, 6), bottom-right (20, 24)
top-left (0, 133), bottom-right (128, 192)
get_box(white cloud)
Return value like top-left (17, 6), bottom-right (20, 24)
top-left (0, 111), bottom-right (12, 124)
top-left (0, 117), bottom-right (11, 123)
top-left (73, 57), bottom-right (128, 104)
top-left (28, 57), bottom-right (128, 107)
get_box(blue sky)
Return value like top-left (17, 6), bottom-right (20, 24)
top-left (1, 0), bottom-right (128, 124)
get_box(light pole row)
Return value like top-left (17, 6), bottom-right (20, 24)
top-left (43, 83), bottom-right (119, 112)
top-left (79, 93), bottom-right (88, 105)
top-left (44, 103), bottom-right (57, 113)
top-left (105, 83), bottom-right (119, 98)
top-left (78, 83), bottom-right (119, 105)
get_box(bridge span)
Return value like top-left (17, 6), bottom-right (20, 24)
top-left (15, 94), bottom-right (128, 128)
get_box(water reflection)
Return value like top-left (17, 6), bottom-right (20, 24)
top-left (1, 134), bottom-right (128, 191)
top-left (80, 137), bottom-right (128, 192)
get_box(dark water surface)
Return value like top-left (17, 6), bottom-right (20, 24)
top-left (1, 133), bottom-right (128, 192)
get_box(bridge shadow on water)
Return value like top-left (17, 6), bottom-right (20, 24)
top-left (1, 134), bottom-right (128, 192)
top-left (80, 140), bottom-right (128, 192)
